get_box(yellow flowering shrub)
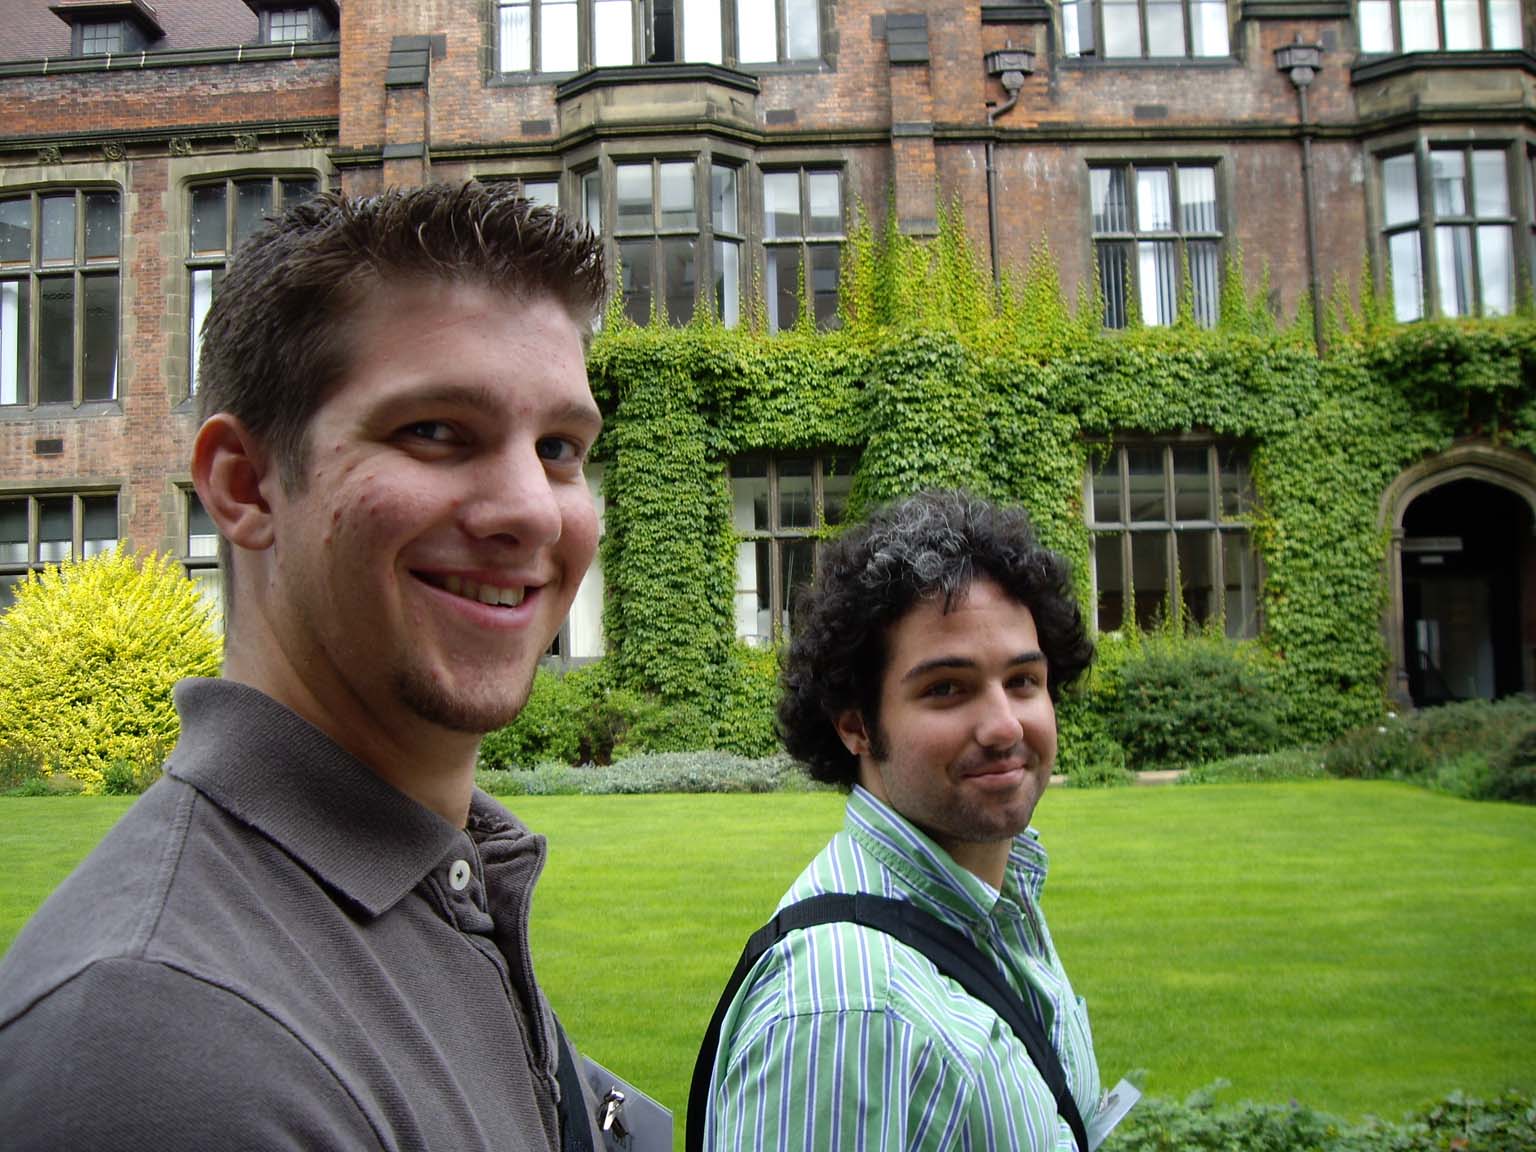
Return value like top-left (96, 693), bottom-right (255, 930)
top-left (0, 550), bottom-right (221, 794)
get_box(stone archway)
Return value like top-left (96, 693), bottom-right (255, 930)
top-left (1380, 444), bottom-right (1536, 708)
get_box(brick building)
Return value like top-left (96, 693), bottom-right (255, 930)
top-left (2, 0), bottom-right (1533, 705)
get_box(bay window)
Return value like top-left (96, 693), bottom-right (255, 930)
top-left (1381, 146), bottom-right (1514, 321)
top-left (1358, 0), bottom-right (1522, 52)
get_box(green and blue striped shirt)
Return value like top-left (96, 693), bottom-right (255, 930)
top-left (704, 786), bottom-right (1101, 1151)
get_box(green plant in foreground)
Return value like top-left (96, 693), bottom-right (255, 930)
top-left (1322, 697), bottom-right (1536, 802)
top-left (0, 551), bottom-right (221, 795)
top-left (1107, 1086), bottom-right (1536, 1152)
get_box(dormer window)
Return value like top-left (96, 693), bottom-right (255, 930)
top-left (269, 8), bottom-right (312, 42)
top-left (79, 20), bottom-right (124, 53)
top-left (241, 0), bottom-right (338, 45)
top-left (50, 0), bottom-right (163, 56)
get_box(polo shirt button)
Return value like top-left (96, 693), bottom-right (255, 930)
top-left (449, 859), bottom-right (472, 891)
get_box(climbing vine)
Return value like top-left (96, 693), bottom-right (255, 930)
top-left (585, 204), bottom-right (1536, 748)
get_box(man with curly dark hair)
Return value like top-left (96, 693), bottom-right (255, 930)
top-left (698, 489), bottom-right (1107, 1152)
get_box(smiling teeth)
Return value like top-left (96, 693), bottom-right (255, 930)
top-left (441, 574), bottom-right (525, 607)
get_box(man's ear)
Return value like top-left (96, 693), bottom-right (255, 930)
top-left (835, 710), bottom-right (871, 758)
top-left (191, 413), bottom-right (276, 552)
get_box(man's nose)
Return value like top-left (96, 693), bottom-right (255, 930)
top-left (460, 445), bottom-right (563, 547)
top-left (973, 682), bottom-right (1025, 750)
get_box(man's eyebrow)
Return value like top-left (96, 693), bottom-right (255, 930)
top-left (373, 383), bottom-right (603, 429)
top-left (899, 651), bottom-right (1046, 683)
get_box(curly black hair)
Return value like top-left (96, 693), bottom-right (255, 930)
top-left (779, 489), bottom-right (1094, 789)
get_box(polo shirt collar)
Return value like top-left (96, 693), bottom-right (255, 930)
top-left (844, 784), bottom-right (1049, 919)
top-left (165, 678), bottom-right (466, 919)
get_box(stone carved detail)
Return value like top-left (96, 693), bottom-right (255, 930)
top-left (102, 142), bottom-right (126, 161)
top-left (233, 133), bottom-right (258, 153)
top-left (37, 145), bottom-right (62, 164)
top-left (169, 137), bottom-right (194, 156)
top-left (302, 129), bottom-right (327, 148)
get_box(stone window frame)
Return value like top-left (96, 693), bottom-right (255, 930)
top-left (1356, 0), bottom-right (1523, 54)
top-left (758, 163), bottom-right (845, 333)
top-left (0, 184), bottom-right (123, 410)
top-left (1375, 137), bottom-right (1523, 322)
top-left (181, 166), bottom-right (322, 402)
top-left (729, 450), bottom-right (857, 646)
top-left (1086, 157), bottom-right (1224, 330)
top-left (1060, 0), bottom-right (1232, 60)
top-left (0, 486), bottom-right (120, 612)
top-left (1085, 439), bottom-right (1261, 637)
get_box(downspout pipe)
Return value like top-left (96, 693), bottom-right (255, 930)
top-left (1276, 37), bottom-right (1326, 353)
top-left (984, 51), bottom-right (1033, 289)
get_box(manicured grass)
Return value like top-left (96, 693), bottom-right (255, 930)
top-left (0, 796), bottom-right (134, 952)
top-left (4, 782), bottom-right (1533, 1146)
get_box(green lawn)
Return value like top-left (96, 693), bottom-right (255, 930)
top-left (3, 782), bottom-right (1533, 1142)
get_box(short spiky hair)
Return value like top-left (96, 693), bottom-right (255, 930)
top-left (779, 490), bottom-right (1094, 789)
top-left (196, 182), bottom-right (608, 487)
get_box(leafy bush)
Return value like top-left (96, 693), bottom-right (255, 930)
top-left (478, 661), bottom-right (652, 770)
top-left (99, 755), bottom-right (164, 796)
top-left (477, 750), bottom-right (828, 796)
top-left (1179, 747), bottom-right (1327, 785)
top-left (1065, 755), bottom-right (1135, 789)
top-left (478, 667), bottom-right (586, 769)
top-left (613, 697), bottom-right (713, 758)
top-left (1109, 1085), bottom-right (1536, 1152)
top-left (1482, 724), bottom-right (1536, 804)
top-left (1322, 698), bottom-right (1536, 803)
top-left (1323, 716), bottom-right (1432, 780)
top-left (0, 745), bottom-right (43, 792)
top-left (479, 647), bottom-right (785, 769)
top-left (0, 551), bottom-right (221, 795)
top-left (709, 642), bottom-right (782, 759)
top-left (1056, 630), bottom-right (1138, 777)
top-left (1100, 631), bottom-right (1283, 771)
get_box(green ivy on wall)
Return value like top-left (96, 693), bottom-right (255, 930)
top-left (585, 207), bottom-right (1536, 747)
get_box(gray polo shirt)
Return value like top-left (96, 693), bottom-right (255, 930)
top-left (0, 678), bottom-right (583, 1151)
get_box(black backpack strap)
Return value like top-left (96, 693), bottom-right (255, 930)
top-left (554, 1017), bottom-right (595, 1152)
top-left (687, 892), bottom-right (1089, 1152)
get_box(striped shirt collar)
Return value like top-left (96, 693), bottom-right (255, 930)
top-left (844, 785), bottom-right (1050, 923)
